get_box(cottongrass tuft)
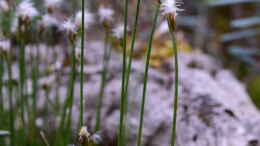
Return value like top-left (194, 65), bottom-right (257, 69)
top-left (44, 0), bottom-right (62, 12)
top-left (40, 14), bottom-right (59, 28)
top-left (17, 0), bottom-right (39, 21)
top-left (61, 19), bottom-right (76, 33)
top-left (0, 40), bottom-right (11, 52)
top-left (161, 0), bottom-right (184, 17)
top-left (0, 0), bottom-right (9, 12)
top-left (98, 7), bottom-right (114, 23)
top-left (75, 11), bottom-right (94, 29)
top-left (112, 24), bottom-right (128, 39)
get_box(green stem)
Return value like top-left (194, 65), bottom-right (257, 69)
top-left (168, 22), bottom-right (179, 146)
top-left (31, 53), bottom-right (39, 145)
top-left (0, 56), bottom-right (4, 112)
top-left (123, 0), bottom-right (142, 122)
top-left (18, 27), bottom-right (25, 125)
top-left (95, 29), bottom-right (111, 131)
top-left (118, 0), bottom-right (129, 144)
top-left (57, 40), bottom-right (77, 145)
top-left (6, 55), bottom-right (15, 146)
top-left (80, 0), bottom-right (85, 127)
top-left (136, 4), bottom-right (160, 146)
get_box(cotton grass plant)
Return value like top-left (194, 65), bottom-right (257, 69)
top-left (136, 2), bottom-right (161, 146)
top-left (118, 0), bottom-right (129, 145)
top-left (0, 0), bottom-right (184, 145)
top-left (160, 0), bottom-right (183, 145)
top-left (95, 6), bottom-right (114, 132)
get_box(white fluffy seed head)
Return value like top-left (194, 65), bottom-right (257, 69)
top-left (61, 19), bottom-right (76, 34)
top-left (75, 11), bottom-right (94, 29)
top-left (17, 0), bottom-right (39, 21)
top-left (98, 7), bottom-right (114, 23)
top-left (112, 24), bottom-right (124, 39)
top-left (44, 0), bottom-right (62, 10)
top-left (160, 0), bottom-right (183, 17)
top-left (40, 14), bottom-right (59, 27)
top-left (0, 40), bottom-right (11, 52)
top-left (0, 0), bottom-right (9, 12)
top-left (112, 24), bottom-right (129, 39)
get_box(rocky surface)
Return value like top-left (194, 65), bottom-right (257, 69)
top-left (73, 42), bottom-right (260, 146)
top-left (3, 41), bottom-right (260, 146)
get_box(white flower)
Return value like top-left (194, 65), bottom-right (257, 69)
top-left (0, 40), bottom-right (11, 52)
top-left (61, 19), bottom-right (76, 34)
top-left (40, 14), bottom-right (59, 27)
top-left (112, 24), bottom-right (128, 39)
top-left (161, 0), bottom-right (183, 17)
top-left (36, 118), bottom-right (44, 127)
top-left (44, 0), bottom-right (62, 10)
top-left (17, 0), bottom-right (39, 20)
top-left (75, 11), bottom-right (94, 28)
top-left (98, 7), bottom-right (114, 22)
top-left (0, 0), bottom-right (9, 12)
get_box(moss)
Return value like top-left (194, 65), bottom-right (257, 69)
top-left (247, 76), bottom-right (260, 109)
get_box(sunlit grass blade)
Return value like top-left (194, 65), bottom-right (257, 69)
top-left (40, 131), bottom-right (50, 146)
top-left (136, 3), bottom-right (160, 146)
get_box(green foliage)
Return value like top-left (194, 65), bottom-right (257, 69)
top-left (247, 77), bottom-right (260, 109)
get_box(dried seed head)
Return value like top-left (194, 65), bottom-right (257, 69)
top-left (78, 126), bottom-right (90, 144)
top-left (160, 0), bottom-right (183, 31)
top-left (161, 0), bottom-right (183, 17)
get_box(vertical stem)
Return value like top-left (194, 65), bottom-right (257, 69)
top-left (0, 56), bottom-right (4, 112)
top-left (136, 4), bottom-right (160, 146)
top-left (80, 0), bottom-right (85, 127)
top-left (124, 0), bottom-right (142, 95)
top-left (95, 29), bottom-right (111, 131)
top-left (168, 24), bottom-right (179, 146)
top-left (57, 40), bottom-right (76, 146)
top-left (65, 40), bottom-right (77, 145)
top-left (123, 0), bottom-right (142, 121)
top-left (18, 28), bottom-right (25, 125)
top-left (118, 0), bottom-right (129, 144)
top-left (31, 53), bottom-right (39, 145)
top-left (6, 55), bottom-right (15, 146)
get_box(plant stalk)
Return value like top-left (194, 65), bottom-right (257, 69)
top-left (136, 3), bottom-right (160, 146)
top-left (168, 21), bottom-right (179, 146)
top-left (80, 0), bottom-right (85, 127)
top-left (118, 0), bottom-right (129, 145)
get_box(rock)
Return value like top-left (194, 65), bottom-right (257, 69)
top-left (78, 44), bottom-right (260, 146)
